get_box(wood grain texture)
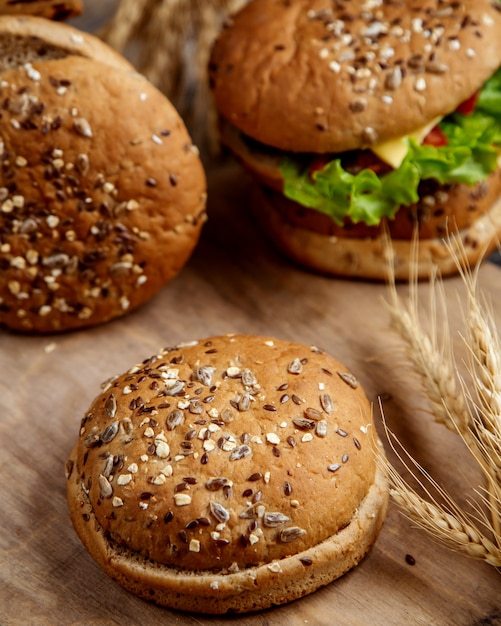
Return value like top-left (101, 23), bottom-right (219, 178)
top-left (1, 2), bottom-right (501, 624)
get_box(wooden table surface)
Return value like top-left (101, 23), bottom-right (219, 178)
top-left (1, 3), bottom-right (501, 625)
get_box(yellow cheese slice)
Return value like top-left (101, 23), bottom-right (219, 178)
top-left (370, 117), bottom-right (442, 169)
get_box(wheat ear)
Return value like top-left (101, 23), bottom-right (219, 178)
top-left (377, 412), bottom-right (501, 566)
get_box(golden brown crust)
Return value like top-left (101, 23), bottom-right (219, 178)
top-left (67, 449), bottom-right (388, 613)
top-left (66, 334), bottom-right (389, 612)
top-left (209, 0), bottom-right (501, 153)
top-left (0, 1), bottom-right (82, 20)
top-left (251, 184), bottom-right (501, 280)
top-left (0, 56), bottom-right (206, 332)
top-left (0, 14), bottom-right (134, 72)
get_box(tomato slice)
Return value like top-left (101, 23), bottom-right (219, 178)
top-left (422, 126), bottom-right (448, 147)
top-left (353, 151), bottom-right (392, 174)
top-left (455, 90), bottom-right (479, 115)
top-left (308, 155), bottom-right (331, 179)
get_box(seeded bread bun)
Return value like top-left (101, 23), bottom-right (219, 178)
top-left (0, 22), bottom-right (206, 332)
top-left (210, 0), bottom-right (501, 153)
top-left (0, 1), bottom-right (82, 21)
top-left (209, 0), bottom-right (501, 279)
top-left (0, 14), bottom-right (135, 72)
top-left (66, 334), bottom-right (389, 613)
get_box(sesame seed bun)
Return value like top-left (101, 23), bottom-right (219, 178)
top-left (209, 0), bottom-right (501, 279)
top-left (66, 334), bottom-right (389, 613)
top-left (0, 20), bottom-right (206, 332)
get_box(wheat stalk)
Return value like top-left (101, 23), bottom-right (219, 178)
top-left (386, 242), bottom-right (470, 435)
top-left (101, 0), bottom-right (248, 152)
top-left (383, 236), bottom-right (501, 564)
top-left (378, 409), bottom-right (501, 566)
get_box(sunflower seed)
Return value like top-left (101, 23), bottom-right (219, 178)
top-left (104, 394), bottom-right (117, 418)
top-left (210, 501), bottom-right (230, 523)
top-left (206, 477), bottom-right (231, 491)
top-left (292, 417), bottom-right (315, 431)
top-left (229, 445), bottom-right (251, 461)
top-left (337, 371), bottom-right (359, 389)
top-left (166, 409), bottom-right (184, 430)
top-left (304, 407), bottom-right (322, 421)
top-left (320, 393), bottom-right (333, 413)
top-left (101, 421), bottom-right (119, 443)
top-left (279, 527), bottom-right (306, 543)
top-left (193, 366), bottom-right (216, 386)
top-left (287, 358), bottom-right (303, 375)
top-left (316, 420), bottom-right (328, 437)
top-left (263, 512), bottom-right (290, 527)
top-left (98, 474), bottom-right (113, 498)
top-left (241, 368), bottom-right (257, 386)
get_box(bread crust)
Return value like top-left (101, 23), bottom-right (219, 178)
top-left (252, 184), bottom-right (501, 280)
top-left (209, 0), bottom-right (501, 153)
top-left (0, 14), bottom-right (135, 72)
top-left (66, 334), bottom-right (389, 612)
top-left (0, 1), bottom-right (82, 20)
top-left (0, 56), bottom-right (206, 332)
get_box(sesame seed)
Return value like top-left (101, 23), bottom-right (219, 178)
top-left (112, 497), bottom-right (124, 507)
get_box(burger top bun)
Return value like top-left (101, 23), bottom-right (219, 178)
top-left (0, 0), bottom-right (82, 21)
top-left (0, 18), bottom-right (206, 333)
top-left (209, 0), bottom-right (501, 153)
top-left (66, 334), bottom-right (388, 613)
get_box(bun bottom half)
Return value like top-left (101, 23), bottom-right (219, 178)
top-left (251, 185), bottom-right (501, 281)
top-left (67, 449), bottom-right (388, 614)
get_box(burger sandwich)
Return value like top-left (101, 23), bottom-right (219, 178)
top-left (209, 0), bottom-right (501, 279)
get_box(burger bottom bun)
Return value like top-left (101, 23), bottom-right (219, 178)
top-left (252, 185), bottom-right (501, 281)
top-left (67, 449), bottom-right (388, 614)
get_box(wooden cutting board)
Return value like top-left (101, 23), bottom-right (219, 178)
top-left (1, 4), bottom-right (500, 625)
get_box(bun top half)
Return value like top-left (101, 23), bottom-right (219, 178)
top-left (209, 0), bottom-right (501, 153)
top-left (0, 17), bottom-right (206, 332)
top-left (68, 334), bottom-right (378, 572)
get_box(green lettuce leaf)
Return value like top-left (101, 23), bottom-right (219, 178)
top-left (281, 67), bottom-right (501, 226)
